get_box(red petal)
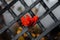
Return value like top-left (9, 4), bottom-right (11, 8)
top-left (32, 16), bottom-right (38, 25)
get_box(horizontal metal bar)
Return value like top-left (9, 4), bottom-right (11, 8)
top-left (35, 21), bottom-right (60, 40)
top-left (39, 2), bottom-right (59, 20)
top-left (0, 0), bottom-right (40, 34)
top-left (0, 0), bottom-right (18, 15)
top-left (12, 27), bottom-right (28, 40)
top-left (40, 0), bottom-right (58, 22)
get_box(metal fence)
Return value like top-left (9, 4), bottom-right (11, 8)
top-left (0, 0), bottom-right (60, 40)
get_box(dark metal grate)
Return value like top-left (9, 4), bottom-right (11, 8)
top-left (0, 0), bottom-right (60, 40)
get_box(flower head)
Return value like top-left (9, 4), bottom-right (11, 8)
top-left (20, 15), bottom-right (38, 27)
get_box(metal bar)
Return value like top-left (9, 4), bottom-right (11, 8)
top-left (0, 0), bottom-right (18, 15)
top-left (0, 0), bottom-right (40, 15)
top-left (12, 27), bottom-right (28, 40)
top-left (0, 0), bottom-right (7, 6)
top-left (19, 0), bottom-right (35, 16)
top-left (35, 21), bottom-right (60, 40)
top-left (40, 0), bottom-right (58, 22)
top-left (39, 2), bottom-right (59, 20)
top-left (2, 0), bottom-right (17, 18)
top-left (37, 20), bottom-right (46, 31)
top-left (58, 0), bottom-right (60, 4)
top-left (4, 0), bottom-right (17, 17)
top-left (8, 9), bottom-right (17, 18)
top-left (26, 32), bottom-right (33, 39)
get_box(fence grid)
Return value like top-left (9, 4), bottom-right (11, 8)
top-left (0, 0), bottom-right (60, 40)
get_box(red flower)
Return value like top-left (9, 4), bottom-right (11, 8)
top-left (20, 15), bottom-right (38, 27)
